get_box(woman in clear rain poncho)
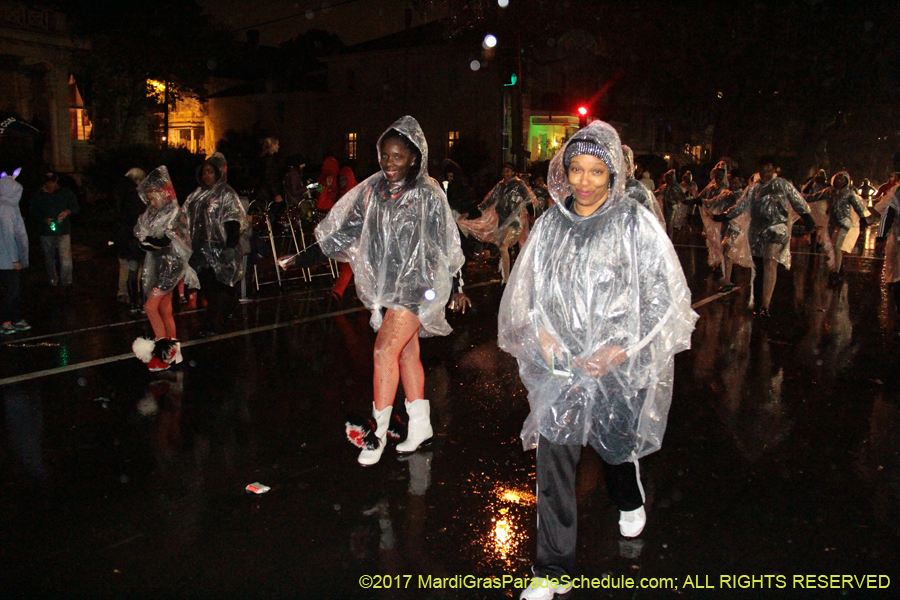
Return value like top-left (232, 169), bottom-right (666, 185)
top-left (716, 157), bottom-right (820, 317)
top-left (130, 166), bottom-right (197, 371)
top-left (622, 144), bottom-right (665, 227)
top-left (279, 116), bottom-right (465, 466)
top-left (457, 162), bottom-right (535, 283)
top-left (698, 161), bottom-right (752, 292)
top-left (183, 153), bottom-right (247, 336)
top-left (876, 166), bottom-right (900, 334)
top-left (804, 170), bottom-right (868, 283)
top-left (498, 121), bottom-right (697, 600)
top-left (656, 169), bottom-right (689, 239)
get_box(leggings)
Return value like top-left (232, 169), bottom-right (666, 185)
top-left (145, 291), bottom-right (176, 339)
top-left (372, 308), bottom-right (423, 410)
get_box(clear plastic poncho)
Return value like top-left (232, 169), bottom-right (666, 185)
top-left (698, 162), bottom-right (753, 270)
top-left (657, 171), bottom-right (689, 232)
top-left (133, 166), bottom-right (198, 296)
top-left (726, 176), bottom-right (814, 268)
top-left (622, 144), bottom-right (665, 227)
top-left (878, 186), bottom-right (900, 284)
top-left (315, 116), bottom-right (465, 337)
top-left (625, 178), bottom-right (666, 228)
top-left (457, 175), bottom-right (535, 247)
top-left (183, 153), bottom-right (247, 287)
top-left (498, 121), bottom-right (698, 464)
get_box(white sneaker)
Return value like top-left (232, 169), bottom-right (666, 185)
top-left (619, 506), bottom-right (646, 538)
top-left (520, 576), bottom-right (572, 600)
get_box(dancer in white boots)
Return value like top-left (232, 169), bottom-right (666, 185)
top-left (498, 121), bottom-right (697, 600)
top-left (280, 116), bottom-right (464, 465)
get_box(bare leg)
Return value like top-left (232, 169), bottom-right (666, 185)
top-left (373, 309), bottom-right (422, 411)
top-left (499, 244), bottom-right (510, 283)
top-left (833, 227), bottom-right (849, 273)
top-left (159, 292), bottom-right (176, 338)
top-left (399, 334), bottom-right (424, 403)
top-left (762, 254), bottom-right (779, 310)
top-left (723, 255), bottom-right (734, 284)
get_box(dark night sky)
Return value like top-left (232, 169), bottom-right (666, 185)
top-left (199, 0), bottom-right (443, 46)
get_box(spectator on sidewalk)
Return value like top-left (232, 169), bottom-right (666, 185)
top-left (31, 171), bottom-right (79, 290)
top-left (0, 170), bottom-right (31, 334)
top-left (114, 168), bottom-right (147, 311)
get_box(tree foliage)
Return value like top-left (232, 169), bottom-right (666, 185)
top-left (58, 0), bottom-right (236, 149)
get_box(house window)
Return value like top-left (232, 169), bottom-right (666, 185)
top-left (68, 74), bottom-right (92, 141)
top-left (346, 132), bottom-right (357, 159)
top-left (448, 131), bottom-right (459, 153)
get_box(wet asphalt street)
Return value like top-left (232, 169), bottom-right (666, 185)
top-left (1, 227), bottom-right (898, 600)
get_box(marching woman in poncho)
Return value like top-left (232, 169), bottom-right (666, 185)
top-left (498, 121), bottom-right (697, 600)
top-left (457, 162), bottom-right (535, 284)
top-left (131, 166), bottom-right (198, 371)
top-left (280, 116), bottom-right (465, 466)
top-left (183, 153), bottom-right (247, 336)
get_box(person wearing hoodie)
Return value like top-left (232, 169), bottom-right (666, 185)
top-left (0, 170), bottom-right (31, 334)
top-left (315, 156), bottom-right (340, 212)
top-left (130, 166), bottom-right (198, 371)
top-left (279, 116), bottom-right (465, 466)
top-left (183, 153), bottom-right (247, 337)
top-left (805, 171), bottom-right (868, 283)
top-left (498, 121), bottom-right (697, 600)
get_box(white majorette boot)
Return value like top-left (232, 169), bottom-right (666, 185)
top-left (396, 399), bottom-right (433, 454)
top-left (350, 404), bottom-right (391, 466)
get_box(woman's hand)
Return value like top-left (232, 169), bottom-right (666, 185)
top-left (538, 327), bottom-right (563, 368)
top-left (573, 346), bottom-right (627, 377)
top-left (449, 293), bottom-right (471, 314)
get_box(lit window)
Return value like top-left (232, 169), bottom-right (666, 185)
top-left (346, 132), bottom-right (357, 159)
top-left (68, 74), bottom-right (92, 141)
top-left (448, 131), bottom-right (459, 152)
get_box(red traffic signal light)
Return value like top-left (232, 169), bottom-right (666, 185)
top-left (577, 107), bottom-right (588, 128)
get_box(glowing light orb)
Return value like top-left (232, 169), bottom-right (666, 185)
top-left (483, 34), bottom-right (497, 48)
top-left (470, 60), bottom-right (481, 71)
top-left (424, 289), bottom-right (436, 301)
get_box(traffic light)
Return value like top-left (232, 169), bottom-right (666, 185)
top-left (578, 106), bottom-right (588, 128)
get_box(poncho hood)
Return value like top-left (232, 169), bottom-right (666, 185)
top-left (197, 152), bottom-right (229, 188)
top-left (831, 170), bottom-right (851, 189)
top-left (137, 165), bottom-right (177, 206)
top-left (377, 115), bottom-right (429, 182)
top-left (547, 120), bottom-right (626, 220)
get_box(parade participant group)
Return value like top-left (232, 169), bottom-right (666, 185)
top-left (17, 111), bottom-right (889, 599)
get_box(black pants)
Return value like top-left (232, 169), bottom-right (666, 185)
top-left (534, 435), bottom-right (644, 579)
top-left (198, 267), bottom-right (237, 333)
top-left (0, 269), bottom-right (23, 323)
